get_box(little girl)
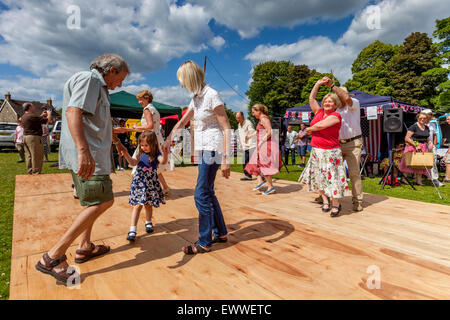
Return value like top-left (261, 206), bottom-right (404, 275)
top-left (120, 131), bottom-right (169, 242)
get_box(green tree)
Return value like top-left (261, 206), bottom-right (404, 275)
top-left (246, 61), bottom-right (293, 122)
top-left (423, 17), bottom-right (450, 112)
top-left (224, 104), bottom-right (238, 130)
top-left (344, 40), bottom-right (397, 96)
top-left (286, 64), bottom-right (315, 106)
top-left (388, 32), bottom-right (446, 107)
top-left (301, 72), bottom-right (340, 105)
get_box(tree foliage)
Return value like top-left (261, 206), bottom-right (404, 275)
top-left (388, 32), bottom-right (446, 107)
top-left (344, 40), bottom-right (398, 96)
top-left (301, 72), bottom-right (340, 105)
top-left (246, 61), bottom-right (294, 122)
top-left (286, 64), bottom-right (315, 106)
top-left (424, 17), bottom-right (450, 112)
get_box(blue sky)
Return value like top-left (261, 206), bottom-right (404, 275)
top-left (0, 0), bottom-right (448, 115)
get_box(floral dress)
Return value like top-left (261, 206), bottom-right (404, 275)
top-left (129, 152), bottom-right (165, 207)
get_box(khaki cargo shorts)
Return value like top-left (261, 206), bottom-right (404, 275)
top-left (71, 171), bottom-right (114, 207)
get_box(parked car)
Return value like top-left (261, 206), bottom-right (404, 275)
top-left (0, 122), bottom-right (18, 150)
top-left (49, 120), bottom-right (62, 151)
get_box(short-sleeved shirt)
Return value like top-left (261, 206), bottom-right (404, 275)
top-left (237, 119), bottom-right (256, 150)
top-left (188, 85), bottom-right (224, 152)
top-left (22, 113), bottom-right (48, 136)
top-left (310, 109), bottom-right (342, 149)
top-left (335, 98), bottom-right (361, 140)
top-left (59, 69), bottom-right (113, 175)
top-left (285, 130), bottom-right (298, 148)
top-left (138, 152), bottom-right (161, 171)
top-left (408, 123), bottom-right (430, 143)
top-left (15, 125), bottom-right (24, 143)
top-left (296, 129), bottom-right (308, 146)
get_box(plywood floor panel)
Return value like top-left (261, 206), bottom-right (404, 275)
top-left (9, 168), bottom-right (450, 299)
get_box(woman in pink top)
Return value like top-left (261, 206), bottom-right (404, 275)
top-left (299, 77), bottom-right (349, 217)
top-left (245, 104), bottom-right (282, 195)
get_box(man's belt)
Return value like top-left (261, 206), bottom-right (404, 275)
top-left (340, 134), bottom-right (362, 144)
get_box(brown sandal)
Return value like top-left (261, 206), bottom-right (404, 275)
top-left (75, 243), bottom-right (110, 263)
top-left (35, 253), bottom-right (75, 283)
top-left (183, 242), bottom-right (211, 255)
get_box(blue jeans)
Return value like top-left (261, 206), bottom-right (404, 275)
top-left (195, 150), bottom-right (227, 248)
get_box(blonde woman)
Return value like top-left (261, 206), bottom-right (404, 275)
top-left (164, 60), bottom-right (231, 254)
top-left (299, 77), bottom-right (349, 217)
top-left (126, 89), bottom-right (170, 194)
top-left (244, 104), bottom-right (281, 194)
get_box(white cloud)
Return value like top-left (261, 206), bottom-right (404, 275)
top-left (209, 36), bottom-right (226, 51)
top-left (0, 0), bottom-right (219, 101)
top-left (245, 0), bottom-right (449, 83)
top-left (245, 36), bottom-right (355, 83)
top-left (193, 0), bottom-right (368, 38)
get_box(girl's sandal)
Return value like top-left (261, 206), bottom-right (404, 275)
top-left (321, 197), bottom-right (331, 212)
top-left (127, 231), bottom-right (137, 242)
top-left (183, 242), bottom-right (211, 255)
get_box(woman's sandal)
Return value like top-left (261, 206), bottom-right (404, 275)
top-left (127, 231), bottom-right (137, 242)
top-left (183, 242), bottom-right (211, 255)
top-left (330, 204), bottom-right (342, 217)
top-left (35, 253), bottom-right (75, 283)
top-left (321, 197), bottom-right (331, 212)
top-left (212, 235), bottom-right (228, 244)
top-left (74, 243), bottom-right (110, 263)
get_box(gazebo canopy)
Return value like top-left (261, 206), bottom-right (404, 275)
top-left (109, 91), bottom-right (182, 119)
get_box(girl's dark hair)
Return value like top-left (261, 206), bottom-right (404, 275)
top-left (137, 131), bottom-right (159, 161)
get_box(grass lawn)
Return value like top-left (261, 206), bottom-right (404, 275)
top-left (0, 149), bottom-right (448, 300)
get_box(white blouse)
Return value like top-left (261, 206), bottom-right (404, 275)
top-left (141, 103), bottom-right (164, 146)
top-left (188, 85), bottom-right (224, 152)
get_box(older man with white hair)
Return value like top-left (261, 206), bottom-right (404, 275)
top-left (35, 53), bottom-right (130, 285)
top-left (324, 78), bottom-right (364, 212)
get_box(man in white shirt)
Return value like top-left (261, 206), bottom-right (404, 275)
top-left (326, 79), bottom-right (364, 212)
top-left (236, 111), bottom-right (257, 180)
top-left (284, 126), bottom-right (298, 165)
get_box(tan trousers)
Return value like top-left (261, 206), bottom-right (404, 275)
top-left (23, 135), bottom-right (44, 174)
top-left (15, 142), bottom-right (25, 161)
top-left (340, 137), bottom-right (363, 201)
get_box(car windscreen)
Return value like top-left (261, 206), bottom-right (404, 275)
top-left (0, 124), bottom-right (17, 130)
top-left (56, 122), bottom-right (62, 130)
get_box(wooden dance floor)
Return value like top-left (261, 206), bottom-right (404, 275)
top-left (9, 167), bottom-right (450, 299)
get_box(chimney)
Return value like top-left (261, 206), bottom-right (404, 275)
top-left (5, 92), bottom-right (11, 101)
top-left (47, 98), bottom-right (53, 107)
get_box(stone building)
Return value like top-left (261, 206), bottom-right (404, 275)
top-left (0, 92), bottom-right (60, 123)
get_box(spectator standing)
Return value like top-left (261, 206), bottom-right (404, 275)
top-left (14, 118), bottom-right (25, 163)
top-left (236, 111), bottom-right (257, 180)
top-left (294, 123), bottom-right (308, 167)
top-left (284, 126), bottom-right (298, 165)
top-left (21, 103), bottom-right (52, 174)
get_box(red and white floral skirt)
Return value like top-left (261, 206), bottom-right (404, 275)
top-left (299, 147), bottom-right (350, 199)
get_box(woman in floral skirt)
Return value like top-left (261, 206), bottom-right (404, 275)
top-left (299, 77), bottom-right (349, 217)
